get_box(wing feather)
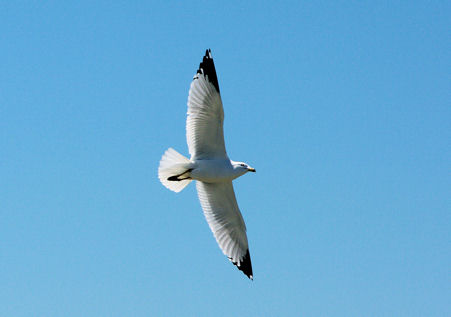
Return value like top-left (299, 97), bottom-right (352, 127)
top-left (196, 181), bottom-right (253, 279)
top-left (186, 49), bottom-right (227, 160)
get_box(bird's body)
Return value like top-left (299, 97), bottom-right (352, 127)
top-left (158, 49), bottom-right (255, 279)
top-left (191, 159), bottom-right (249, 182)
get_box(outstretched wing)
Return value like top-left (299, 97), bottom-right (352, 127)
top-left (196, 181), bottom-right (253, 279)
top-left (186, 49), bottom-right (228, 160)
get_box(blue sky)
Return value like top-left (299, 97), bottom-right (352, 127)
top-left (1, 1), bottom-right (449, 316)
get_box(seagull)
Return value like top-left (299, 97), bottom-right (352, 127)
top-left (158, 49), bottom-right (255, 279)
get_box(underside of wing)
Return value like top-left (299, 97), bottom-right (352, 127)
top-left (187, 49), bottom-right (227, 160)
top-left (196, 181), bottom-right (253, 279)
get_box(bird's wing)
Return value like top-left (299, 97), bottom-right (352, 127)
top-left (186, 49), bottom-right (227, 160)
top-left (196, 181), bottom-right (253, 279)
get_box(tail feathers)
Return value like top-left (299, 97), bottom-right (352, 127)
top-left (158, 148), bottom-right (193, 193)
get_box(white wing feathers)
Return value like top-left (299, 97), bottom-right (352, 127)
top-left (197, 181), bottom-right (253, 279)
top-left (186, 50), bottom-right (227, 160)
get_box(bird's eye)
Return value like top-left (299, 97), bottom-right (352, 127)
top-left (240, 164), bottom-right (245, 167)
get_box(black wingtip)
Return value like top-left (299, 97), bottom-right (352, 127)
top-left (232, 249), bottom-right (253, 280)
top-left (195, 49), bottom-right (220, 93)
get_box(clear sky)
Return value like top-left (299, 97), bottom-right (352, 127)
top-left (1, 1), bottom-right (449, 316)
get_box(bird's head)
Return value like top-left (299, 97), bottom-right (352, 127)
top-left (232, 161), bottom-right (256, 175)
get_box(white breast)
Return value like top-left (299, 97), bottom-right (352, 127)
top-left (191, 159), bottom-right (240, 183)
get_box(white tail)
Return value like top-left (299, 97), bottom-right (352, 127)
top-left (158, 148), bottom-right (193, 193)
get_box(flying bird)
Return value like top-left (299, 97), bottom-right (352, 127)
top-left (158, 49), bottom-right (255, 279)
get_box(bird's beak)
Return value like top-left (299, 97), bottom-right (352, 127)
top-left (248, 167), bottom-right (256, 173)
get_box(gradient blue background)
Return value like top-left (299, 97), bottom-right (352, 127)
top-left (1, 1), bottom-right (449, 316)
